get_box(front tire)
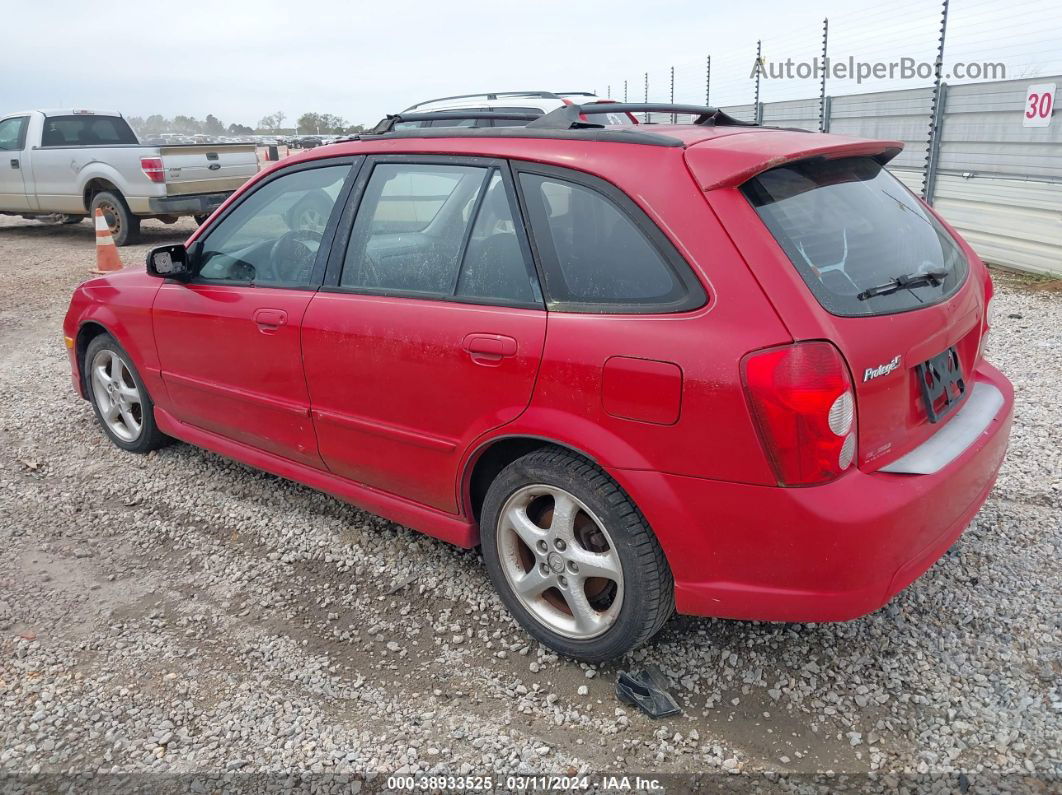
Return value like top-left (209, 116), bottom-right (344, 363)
top-left (84, 334), bottom-right (169, 453)
top-left (90, 191), bottom-right (140, 246)
top-left (480, 447), bottom-right (674, 663)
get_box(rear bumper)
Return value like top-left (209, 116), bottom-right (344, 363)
top-left (616, 361), bottom-right (1014, 623)
top-left (140, 192), bottom-right (233, 216)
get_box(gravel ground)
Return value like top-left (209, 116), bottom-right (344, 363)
top-left (0, 215), bottom-right (1059, 791)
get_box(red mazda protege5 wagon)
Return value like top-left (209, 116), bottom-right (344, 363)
top-left (64, 103), bottom-right (1013, 662)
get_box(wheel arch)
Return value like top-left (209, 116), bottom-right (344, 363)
top-left (461, 434), bottom-right (602, 526)
top-left (81, 174), bottom-right (126, 213)
top-left (74, 319), bottom-right (113, 397)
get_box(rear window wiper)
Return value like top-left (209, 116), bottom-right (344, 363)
top-left (857, 269), bottom-right (948, 301)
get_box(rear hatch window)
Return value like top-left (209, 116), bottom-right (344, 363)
top-left (741, 157), bottom-right (967, 317)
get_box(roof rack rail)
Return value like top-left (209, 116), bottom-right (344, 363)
top-left (527, 103), bottom-right (757, 130)
top-left (370, 110), bottom-right (544, 134)
top-left (402, 91), bottom-right (568, 111)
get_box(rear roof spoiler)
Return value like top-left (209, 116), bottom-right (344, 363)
top-left (686, 132), bottom-right (904, 191)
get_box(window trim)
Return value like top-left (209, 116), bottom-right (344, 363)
top-left (511, 161), bottom-right (707, 314)
top-left (321, 154), bottom-right (545, 311)
top-left (188, 156), bottom-right (363, 291)
top-left (0, 116), bottom-right (30, 152)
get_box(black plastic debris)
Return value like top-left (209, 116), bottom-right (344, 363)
top-left (616, 666), bottom-right (681, 719)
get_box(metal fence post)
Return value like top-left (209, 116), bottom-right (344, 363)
top-left (624, 80), bottom-right (628, 103)
top-left (819, 17), bottom-right (829, 131)
top-left (924, 82), bottom-right (948, 205)
top-left (670, 66), bottom-right (676, 123)
top-left (705, 55), bottom-right (711, 106)
top-left (754, 39), bottom-right (762, 110)
top-left (822, 95), bottom-right (832, 133)
top-left (923, 0), bottom-right (950, 202)
top-left (644, 72), bottom-right (649, 122)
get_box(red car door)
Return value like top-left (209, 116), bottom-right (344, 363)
top-left (153, 161), bottom-right (355, 466)
top-left (301, 158), bottom-right (546, 512)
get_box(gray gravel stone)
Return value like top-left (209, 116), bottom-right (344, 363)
top-left (0, 220), bottom-right (1058, 784)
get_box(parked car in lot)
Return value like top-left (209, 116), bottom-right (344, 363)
top-left (0, 110), bottom-right (260, 244)
top-left (63, 102), bottom-right (1013, 661)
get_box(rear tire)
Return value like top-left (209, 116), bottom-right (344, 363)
top-left (193, 214), bottom-right (211, 226)
top-left (90, 191), bottom-right (140, 246)
top-left (59, 214), bottom-right (84, 225)
top-left (480, 447), bottom-right (674, 663)
top-left (84, 334), bottom-right (169, 453)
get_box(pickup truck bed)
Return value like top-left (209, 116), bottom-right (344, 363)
top-left (0, 109), bottom-right (259, 244)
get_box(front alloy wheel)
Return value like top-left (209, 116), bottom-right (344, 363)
top-left (90, 349), bottom-right (143, 442)
top-left (83, 333), bottom-right (169, 453)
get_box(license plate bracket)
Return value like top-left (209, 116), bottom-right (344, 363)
top-left (917, 346), bottom-right (966, 423)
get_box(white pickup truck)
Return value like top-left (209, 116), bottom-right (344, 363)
top-left (0, 109), bottom-right (260, 245)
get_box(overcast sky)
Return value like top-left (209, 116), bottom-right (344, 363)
top-left (3, 0), bottom-right (1059, 128)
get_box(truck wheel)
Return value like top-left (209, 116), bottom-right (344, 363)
top-left (90, 191), bottom-right (141, 246)
top-left (193, 214), bottom-right (211, 226)
top-left (59, 214), bottom-right (84, 225)
top-left (480, 447), bottom-right (675, 663)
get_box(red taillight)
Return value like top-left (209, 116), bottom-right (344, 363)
top-left (742, 341), bottom-right (857, 487)
top-left (140, 157), bottom-right (165, 183)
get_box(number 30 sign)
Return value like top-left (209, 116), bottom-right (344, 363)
top-left (1023, 83), bottom-right (1055, 127)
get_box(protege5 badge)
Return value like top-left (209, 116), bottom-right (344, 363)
top-left (864, 355), bottom-right (902, 382)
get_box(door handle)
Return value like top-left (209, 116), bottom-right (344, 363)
top-left (253, 308), bottom-right (287, 333)
top-left (463, 333), bottom-right (517, 365)
top-left (9, 159), bottom-right (18, 169)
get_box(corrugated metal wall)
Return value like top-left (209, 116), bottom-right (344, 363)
top-left (759, 98), bottom-right (821, 132)
top-left (931, 79), bottom-right (1062, 278)
top-left (742, 77), bottom-right (1062, 276)
top-left (939, 79), bottom-right (1062, 181)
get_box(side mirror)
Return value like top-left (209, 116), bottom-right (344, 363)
top-left (146, 244), bottom-right (193, 280)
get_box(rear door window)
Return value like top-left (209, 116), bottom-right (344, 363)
top-left (741, 157), bottom-right (968, 317)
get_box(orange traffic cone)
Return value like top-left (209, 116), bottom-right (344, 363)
top-left (91, 208), bottom-right (123, 275)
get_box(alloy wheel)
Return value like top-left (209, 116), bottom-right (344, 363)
top-left (90, 349), bottom-right (143, 442)
top-left (497, 484), bottom-right (624, 639)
